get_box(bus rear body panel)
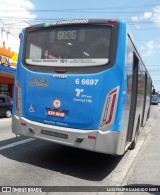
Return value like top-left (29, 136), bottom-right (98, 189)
top-left (23, 67), bottom-right (122, 129)
top-left (12, 19), bottom-right (146, 155)
top-left (23, 72), bottom-right (113, 130)
top-left (12, 65), bottom-right (124, 155)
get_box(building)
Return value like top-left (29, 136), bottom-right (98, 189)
top-left (0, 21), bottom-right (29, 99)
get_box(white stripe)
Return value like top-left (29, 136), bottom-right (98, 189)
top-left (0, 138), bottom-right (34, 151)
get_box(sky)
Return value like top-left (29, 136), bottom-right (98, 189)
top-left (0, 0), bottom-right (160, 91)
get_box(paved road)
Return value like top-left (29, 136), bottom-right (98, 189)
top-left (121, 104), bottom-right (160, 195)
top-left (0, 118), bottom-right (13, 141)
top-left (0, 105), bottom-right (159, 194)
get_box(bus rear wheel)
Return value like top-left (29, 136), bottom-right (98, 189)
top-left (129, 119), bottom-right (139, 150)
top-left (129, 130), bottom-right (138, 150)
top-left (147, 107), bottom-right (150, 119)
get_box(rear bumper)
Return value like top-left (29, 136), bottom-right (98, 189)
top-left (12, 115), bottom-right (124, 155)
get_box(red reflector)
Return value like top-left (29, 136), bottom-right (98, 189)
top-left (108, 19), bottom-right (118, 23)
top-left (88, 135), bottom-right (96, 140)
top-left (21, 123), bottom-right (27, 126)
top-left (55, 70), bottom-right (68, 73)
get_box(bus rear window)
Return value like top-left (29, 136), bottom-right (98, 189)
top-left (25, 26), bottom-right (112, 67)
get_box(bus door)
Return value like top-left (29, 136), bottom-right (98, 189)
top-left (127, 52), bottom-right (139, 143)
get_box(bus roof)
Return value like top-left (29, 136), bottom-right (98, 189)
top-left (25, 19), bottom-right (122, 29)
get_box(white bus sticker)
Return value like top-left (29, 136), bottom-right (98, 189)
top-left (26, 59), bottom-right (109, 67)
top-left (75, 79), bottom-right (99, 86)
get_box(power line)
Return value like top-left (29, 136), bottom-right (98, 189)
top-left (0, 3), bottom-right (159, 12)
top-left (1, 17), bottom-right (160, 24)
top-left (130, 28), bottom-right (160, 30)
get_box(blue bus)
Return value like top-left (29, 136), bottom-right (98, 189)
top-left (12, 19), bottom-right (152, 155)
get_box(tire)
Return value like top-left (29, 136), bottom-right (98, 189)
top-left (129, 130), bottom-right (138, 150)
top-left (5, 110), bottom-right (12, 118)
top-left (129, 119), bottom-right (139, 150)
top-left (147, 107), bottom-right (150, 119)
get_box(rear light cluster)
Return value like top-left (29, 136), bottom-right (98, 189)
top-left (16, 81), bottom-right (22, 115)
top-left (100, 86), bottom-right (119, 129)
top-left (107, 19), bottom-right (118, 23)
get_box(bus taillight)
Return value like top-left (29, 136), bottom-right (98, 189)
top-left (16, 82), bottom-right (22, 114)
top-left (107, 19), bottom-right (118, 23)
top-left (106, 94), bottom-right (117, 124)
top-left (100, 86), bottom-right (119, 129)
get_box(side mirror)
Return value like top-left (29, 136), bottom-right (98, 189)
top-left (19, 33), bottom-right (23, 41)
top-left (153, 88), bottom-right (155, 95)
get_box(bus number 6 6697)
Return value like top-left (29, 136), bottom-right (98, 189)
top-left (75, 79), bottom-right (99, 86)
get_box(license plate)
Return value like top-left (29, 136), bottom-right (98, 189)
top-left (41, 129), bottom-right (68, 139)
top-left (48, 109), bottom-right (66, 118)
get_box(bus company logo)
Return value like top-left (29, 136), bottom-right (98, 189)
top-left (29, 78), bottom-right (49, 87)
top-left (53, 99), bottom-right (61, 108)
top-left (75, 88), bottom-right (84, 97)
